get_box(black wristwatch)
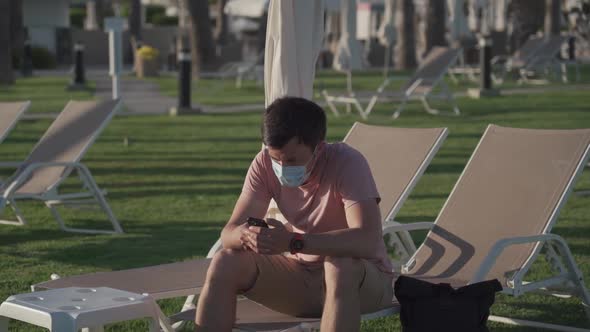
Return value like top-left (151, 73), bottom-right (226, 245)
top-left (289, 233), bottom-right (305, 254)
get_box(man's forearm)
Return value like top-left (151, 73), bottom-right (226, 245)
top-left (301, 228), bottom-right (379, 258)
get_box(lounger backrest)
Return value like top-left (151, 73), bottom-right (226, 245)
top-left (343, 122), bottom-right (447, 221)
top-left (406, 125), bottom-right (590, 286)
top-left (13, 99), bottom-right (121, 195)
top-left (404, 47), bottom-right (460, 93)
top-left (528, 35), bottom-right (569, 66)
top-left (0, 101), bottom-right (30, 143)
top-left (511, 36), bottom-right (544, 67)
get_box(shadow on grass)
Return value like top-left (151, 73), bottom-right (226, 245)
top-left (31, 220), bottom-right (223, 270)
top-left (109, 185), bottom-right (242, 200)
top-left (91, 165), bottom-right (248, 178)
top-left (494, 295), bottom-right (590, 329)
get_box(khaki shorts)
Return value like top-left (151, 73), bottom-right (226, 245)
top-left (241, 252), bottom-right (394, 318)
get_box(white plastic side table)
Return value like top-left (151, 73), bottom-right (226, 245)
top-left (0, 287), bottom-right (159, 332)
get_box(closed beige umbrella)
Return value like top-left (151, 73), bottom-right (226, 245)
top-left (333, 0), bottom-right (363, 71)
top-left (264, 0), bottom-right (325, 105)
top-left (264, 0), bottom-right (325, 221)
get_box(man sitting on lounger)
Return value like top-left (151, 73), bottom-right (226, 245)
top-left (195, 97), bottom-right (394, 332)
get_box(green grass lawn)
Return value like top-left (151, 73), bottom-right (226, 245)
top-left (0, 76), bottom-right (590, 331)
top-left (150, 64), bottom-right (590, 108)
top-left (0, 77), bottom-right (96, 113)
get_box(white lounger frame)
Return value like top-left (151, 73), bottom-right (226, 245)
top-left (0, 101), bottom-right (123, 235)
top-left (390, 127), bottom-right (590, 332)
top-left (322, 50), bottom-right (461, 120)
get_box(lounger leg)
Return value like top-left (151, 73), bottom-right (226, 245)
top-left (364, 95), bottom-right (379, 116)
top-left (78, 166), bottom-right (123, 234)
top-left (0, 199), bottom-right (28, 226)
top-left (353, 99), bottom-right (368, 120)
top-left (393, 97), bottom-right (408, 119)
top-left (365, 77), bottom-right (393, 116)
top-left (171, 295), bottom-right (198, 331)
top-left (421, 96), bottom-right (440, 115)
top-left (441, 81), bottom-right (460, 116)
top-left (321, 90), bottom-right (341, 117)
top-left (346, 71), bottom-right (353, 115)
top-left (153, 305), bottom-right (175, 332)
top-left (561, 63), bottom-right (569, 83)
top-left (44, 166), bottom-right (123, 235)
top-left (551, 238), bottom-right (590, 323)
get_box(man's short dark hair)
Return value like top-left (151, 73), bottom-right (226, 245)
top-left (262, 96), bottom-right (327, 149)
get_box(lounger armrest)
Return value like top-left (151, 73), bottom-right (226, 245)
top-left (491, 55), bottom-right (509, 65)
top-left (471, 233), bottom-right (568, 284)
top-left (382, 221), bottom-right (434, 233)
top-left (2, 162), bottom-right (89, 197)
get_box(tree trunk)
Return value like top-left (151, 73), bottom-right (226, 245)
top-left (85, 0), bottom-right (103, 30)
top-left (95, 0), bottom-right (104, 29)
top-left (544, 0), bottom-right (561, 36)
top-left (9, 0), bottom-right (24, 68)
top-left (215, 0), bottom-right (228, 45)
top-left (186, 0), bottom-right (217, 77)
top-left (424, 0), bottom-right (447, 57)
top-left (394, 0), bottom-right (417, 69)
top-left (0, 0), bottom-right (14, 85)
top-left (129, 0), bottom-right (142, 47)
top-left (507, 0), bottom-right (545, 52)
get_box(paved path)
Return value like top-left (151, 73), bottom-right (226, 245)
top-left (90, 71), bottom-right (177, 115)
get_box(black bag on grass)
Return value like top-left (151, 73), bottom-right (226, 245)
top-left (394, 276), bottom-right (502, 332)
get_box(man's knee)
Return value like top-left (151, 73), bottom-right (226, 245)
top-left (207, 249), bottom-right (256, 287)
top-left (323, 256), bottom-right (364, 290)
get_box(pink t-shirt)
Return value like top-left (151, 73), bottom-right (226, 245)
top-left (241, 142), bottom-right (394, 273)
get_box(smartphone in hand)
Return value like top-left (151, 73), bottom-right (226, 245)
top-left (247, 217), bottom-right (269, 228)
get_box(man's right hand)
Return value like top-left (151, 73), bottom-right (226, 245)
top-left (220, 192), bottom-right (271, 251)
top-left (237, 223), bottom-right (252, 251)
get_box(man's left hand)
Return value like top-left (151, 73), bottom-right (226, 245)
top-left (243, 218), bottom-right (292, 255)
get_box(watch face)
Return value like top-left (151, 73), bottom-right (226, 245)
top-left (293, 240), bottom-right (304, 250)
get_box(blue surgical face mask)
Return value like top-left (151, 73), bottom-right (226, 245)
top-left (270, 147), bottom-right (317, 187)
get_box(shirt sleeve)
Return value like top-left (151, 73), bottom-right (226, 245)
top-left (336, 147), bottom-right (381, 209)
top-left (241, 151), bottom-right (273, 203)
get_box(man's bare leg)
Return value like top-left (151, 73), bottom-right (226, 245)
top-left (195, 249), bottom-right (258, 332)
top-left (320, 257), bottom-right (363, 332)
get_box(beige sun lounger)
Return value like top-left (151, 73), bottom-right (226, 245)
top-left (0, 101), bottom-right (31, 144)
top-left (0, 99), bottom-right (124, 235)
top-left (168, 125), bottom-right (590, 332)
top-left (493, 35), bottom-right (577, 84)
top-left (323, 47), bottom-right (461, 120)
top-left (32, 123), bottom-right (449, 331)
top-left (523, 35), bottom-right (579, 84)
top-left (200, 51), bottom-right (265, 88)
top-left (491, 36), bottom-right (545, 84)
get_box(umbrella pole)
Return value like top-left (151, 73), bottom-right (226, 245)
top-left (383, 44), bottom-right (391, 79)
top-left (346, 70), bottom-right (353, 114)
